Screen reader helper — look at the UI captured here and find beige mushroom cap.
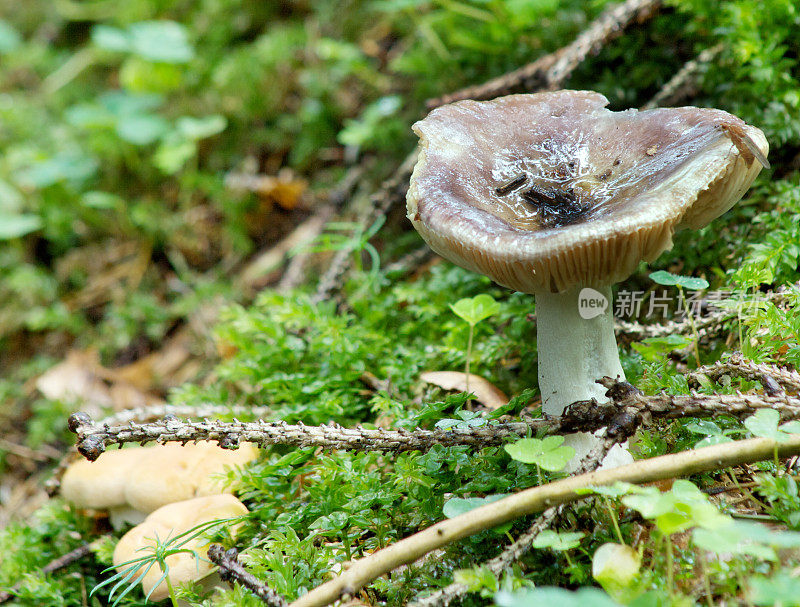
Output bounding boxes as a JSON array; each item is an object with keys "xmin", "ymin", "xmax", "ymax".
[
  {"xmin": 407, "ymin": 90, "xmax": 768, "ymax": 293},
  {"xmin": 61, "ymin": 441, "xmax": 259, "ymax": 516},
  {"xmin": 113, "ymin": 494, "xmax": 248, "ymax": 602}
]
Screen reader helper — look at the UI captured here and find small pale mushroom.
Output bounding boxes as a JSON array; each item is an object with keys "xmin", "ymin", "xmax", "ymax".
[
  {"xmin": 113, "ymin": 494, "xmax": 248, "ymax": 602},
  {"xmin": 407, "ymin": 90, "xmax": 768, "ymax": 465},
  {"xmin": 61, "ymin": 441, "xmax": 258, "ymax": 527}
]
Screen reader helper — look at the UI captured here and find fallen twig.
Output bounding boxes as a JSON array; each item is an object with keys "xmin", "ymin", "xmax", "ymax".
[
  {"xmin": 311, "ymin": 153, "xmax": 417, "ymax": 304},
  {"xmin": 427, "ymin": 0, "xmax": 662, "ymax": 109},
  {"xmin": 67, "ymin": 413, "xmax": 536, "ymax": 461},
  {"xmin": 289, "ymin": 434, "xmax": 800, "ymax": 607},
  {"xmin": 67, "ymin": 384, "xmax": 800, "ymax": 462},
  {"xmin": 688, "ymin": 352, "xmax": 800, "ymax": 395},
  {"xmin": 208, "ymin": 545, "xmax": 288, "ymax": 607},
  {"xmin": 0, "ymin": 538, "xmax": 105, "ymax": 604},
  {"xmin": 642, "ymin": 44, "xmax": 723, "ymax": 109}
]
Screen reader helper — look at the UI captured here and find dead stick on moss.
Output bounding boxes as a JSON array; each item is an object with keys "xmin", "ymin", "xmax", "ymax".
[
  {"xmin": 67, "ymin": 412, "xmax": 538, "ymax": 461},
  {"xmin": 208, "ymin": 545, "xmax": 288, "ymax": 607},
  {"xmin": 689, "ymin": 352, "xmax": 800, "ymax": 395},
  {"xmin": 290, "ymin": 435, "xmax": 800, "ymax": 607},
  {"xmin": 0, "ymin": 538, "xmax": 105, "ymax": 604},
  {"xmin": 427, "ymin": 0, "xmax": 662, "ymax": 109},
  {"xmin": 67, "ymin": 388, "xmax": 800, "ymax": 461}
]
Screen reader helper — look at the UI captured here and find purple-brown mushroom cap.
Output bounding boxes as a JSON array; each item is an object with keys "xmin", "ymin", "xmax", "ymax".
[{"xmin": 407, "ymin": 90, "xmax": 768, "ymax": 293}]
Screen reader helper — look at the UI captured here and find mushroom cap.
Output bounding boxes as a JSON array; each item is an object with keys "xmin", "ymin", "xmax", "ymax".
[
  {"xmin": 61, "ymin": 441, "xmax": 259, "ymax": 514},
  {"xmin": 112, "ymin": 494, "xmax": 248, "ymax": 601},
  {"xmin": 407, "ymin": 90, "xmax": 768, "ymax": 293}
]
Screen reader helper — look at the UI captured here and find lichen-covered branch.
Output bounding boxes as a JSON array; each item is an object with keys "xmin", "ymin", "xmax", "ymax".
[
  {"xmin": 427, "ymin": 0, "xmax": 662, "ymax": 108},
  {"xmin": 67, "ymin": 382, "xmax": 800, "ymax": 462},
  {"xmin": 67, "ymin": 412, "xmax": 538, "ymax": 461},
  {"xmin": 208, "ymin": 545, "xmax": 288, "ymax": 607},
  {"xmin": 688, "ymin": 352, "xmax": 800, "ymax": 395}
]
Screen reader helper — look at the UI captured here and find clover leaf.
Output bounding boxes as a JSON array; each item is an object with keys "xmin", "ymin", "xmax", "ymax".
[
  {"xmin": 504, "ymin": 436, "xmax": 575, "ymax": 472},
  {"xmin": 450, "ymin": 294, "xmax": 501, "ymax": 326}
]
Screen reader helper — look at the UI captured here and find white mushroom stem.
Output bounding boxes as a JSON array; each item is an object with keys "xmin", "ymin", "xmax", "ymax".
[
  {"xmin": 534, "ymin": 284, "xmax": 624, "ymax": 414},
  {"xmin": 534, "ymin": 284, "xmax": 631, "ymax": 468}
]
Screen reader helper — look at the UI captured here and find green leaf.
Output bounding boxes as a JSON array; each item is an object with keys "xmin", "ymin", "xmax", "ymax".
[
  {"xmin": 780, "ymin": 420, "xmax": 800, "ymax": 435},
  {"xmin": 649, "ymin": 270, "xmax": 709, "ymax": 290},
  {"xmin": 92, "ymin": 25, "xmax": 130, "ymax": 52},
  {"xmin": 442, "ymin": 494, "xmax": 508, "ymax": 518},
  {"xmin": 745, "ymin": 408, "xmax": 791, "ymax": 442},
  {"xmin": 115, "ymin": 114, "xmax": 170, "ymax": 145},
  {"xmin": 576, "ymin": 482, "xmax": 638, "ymax": 498},
  {"xmin": 128, "ymin": 21, "xmax": 194, "ymax": 64},
  {"xmin": 496, "ymin": 587, "xmax": 619, "ymax": 607},
  {"xmin": 748, "ymin": 571, "xmax": 800, "ymax": 606},
  {"xmin": 153, "ymin": 135, "xmax": 196, "ymax": 174},
  {"xmin": 0, "ymin": 19, "xmax": 21, "ymax": 53},
  {"xmin": 504, "ymin": 436, "xmax": 575, "ymax": 471},
  {"xmin": 176, "ymin": 115, "xmax": 227, "ymax": 140},
  {"xmin": 532, "ymin": 529, "xmax": 585, "ymax": 551},
  {"xmin": 0, "ymin": 213, "xmax": 42, "ymax": 239},
  {"xmin": 450, "ymin": 294, "xmax": 500, "ymax": 326},
  {"xmin": 686, "ymin": 420, "xmax": 722, "ymax": 436}
]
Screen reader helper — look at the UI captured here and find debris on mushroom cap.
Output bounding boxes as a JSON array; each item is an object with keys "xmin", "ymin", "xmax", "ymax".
[
  {"xmin": 407, "ymin": 90, "xmax": 768, "ymax": 293},
  {"xmin": 61, "ymin": 441, "xmax": 258, "ymax": 521},
  {"xmin": 112, "ymin": 494, "xmax": 248, "ymax": 602}
]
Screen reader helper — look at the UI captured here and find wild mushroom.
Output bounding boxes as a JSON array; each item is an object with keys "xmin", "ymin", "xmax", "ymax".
[
  {"xmin": 61, "ymin": 441, "xmax": 258, "ymax": 526},
  {"xmin": 113, "ymin": 494, "xmax": 248, "ymax": 602},
  {"xmin": 407, "ymin": 90, "xmax": 768, "ymax": 465}
]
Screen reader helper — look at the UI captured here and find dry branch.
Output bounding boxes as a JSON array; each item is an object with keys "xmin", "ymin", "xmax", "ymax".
[
  {"xmin": 688, "ymin": 352, "xmax": 800, "ymax": 395},
  {"xmin": 289, "ymin": 434, "xmax": 800, "ymax": 607},
  {"xmin": 642, "ymin": 44, "xmax": 723, "ymax": 109},
  {"xmin": 67, "ymin": 381, "xmax": 800, "ymax": 462},
  {"xmin": 67, "ymin": 412, "xmax": 536, "ymax": 461},
  {"xmin": 208, "ymin": 545, "xmax": 288, "ymax": 607},
  {"xmin": 427, "ymin": 0, "xmax": 662, "ymax": 109},
  {"xmin": 311, "ymin": 153, "xmax": 417, "ymax": 304}
]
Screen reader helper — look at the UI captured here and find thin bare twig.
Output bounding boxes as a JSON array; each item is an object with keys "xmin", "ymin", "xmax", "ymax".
[
  {"xmin": 311, "ymin": 153, "xmax": 417, "ymax": 304},
  {"xmin": 208, "ymin": 545, "xmax": 288, "ymax": 607},
  {"xmin": 688, "ymin": 352, "xmax": 800, "ymax": 395},
  {"xmin": 0, "ymin": 539, "xmax": 104, "ymax": 604},
  {"xmin": 67, "ymin": 383, "xmax": 800, "ymax": 462},
  {"xmin": 67, "ymin": 412, "xmax": 537, "ymax": 462},
  {"xmin": 642, "ymin": 44, "xmax": 724, "ymax": 109},
  {"xmin": 427, "ymin": 0, "xmax": 662, "ymax": 109},
  {"xmin": 290, "ymin": 434, "xmax": 800, "ymax": 607}
]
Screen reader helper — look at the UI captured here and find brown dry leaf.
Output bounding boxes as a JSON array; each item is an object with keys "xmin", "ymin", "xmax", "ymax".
[
  {"xmin": 36, "ymin": 350, "xmax": 163, "ymax": 415},
  {"xmin": 419, "ymin": 371, "xmax": 509, "ymax": 410},
  {"xmin": 226, "ymin": 168, "xmax": 307, "ymax": 211}
]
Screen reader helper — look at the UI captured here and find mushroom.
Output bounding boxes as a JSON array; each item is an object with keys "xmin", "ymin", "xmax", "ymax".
[
  {"xmin": 61, "ymin": 441, "xmax": 258, "ymax": 526},
  {"xmin": 406, "ymin": 90, "xmax": 768, "ymax": 465},
  {"xmin": 113, "ymin": 494, "xmax": 248, "ymax": 602}
]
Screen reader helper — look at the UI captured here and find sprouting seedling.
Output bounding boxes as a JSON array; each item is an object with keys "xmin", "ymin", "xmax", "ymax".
[
  {"xmin": 649, "ymin": 270, "xmax": 709, "ymax": 365},
  {"xmin": 299, "ymin": 215, "xmax": 386, "ymax": 286},
  {"xmin": 91, "ymin": 516, "xmax": 240, "ymax": 607},
  {"xmin": 450, "ymin": 294, "xmax": 500, "ymax": 400},
  {"xmin": 504, "ymin": 436, "xmax": 575, "ymax": 484},
  {"xmin": 533, "ymin": 529, "xmax": 586, "ymax": 577}
]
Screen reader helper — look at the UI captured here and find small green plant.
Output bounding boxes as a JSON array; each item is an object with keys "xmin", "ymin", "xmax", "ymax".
[
  {"xmin": 450, "ymin": 293, "xmax": 500, "ymax": 398},
  {"xmin": 504, "ymin": 436, "xmax": 575, "ymax": 484},
  {"xmin": 744, "ymin": 408, "xmax": 800, "ymax": 466},
  {"xmin": 649, "ymin": 270, "xmax": 709, "ymax": 365},
  {"xmin": 91, "ymin": 517, "xmax": 241, "ymax": 607}
]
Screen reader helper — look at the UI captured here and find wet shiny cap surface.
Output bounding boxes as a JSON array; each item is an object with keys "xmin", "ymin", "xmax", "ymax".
[{"xmin": 407, "ymin": 90, "xmax": 768, "ymax": 293}]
